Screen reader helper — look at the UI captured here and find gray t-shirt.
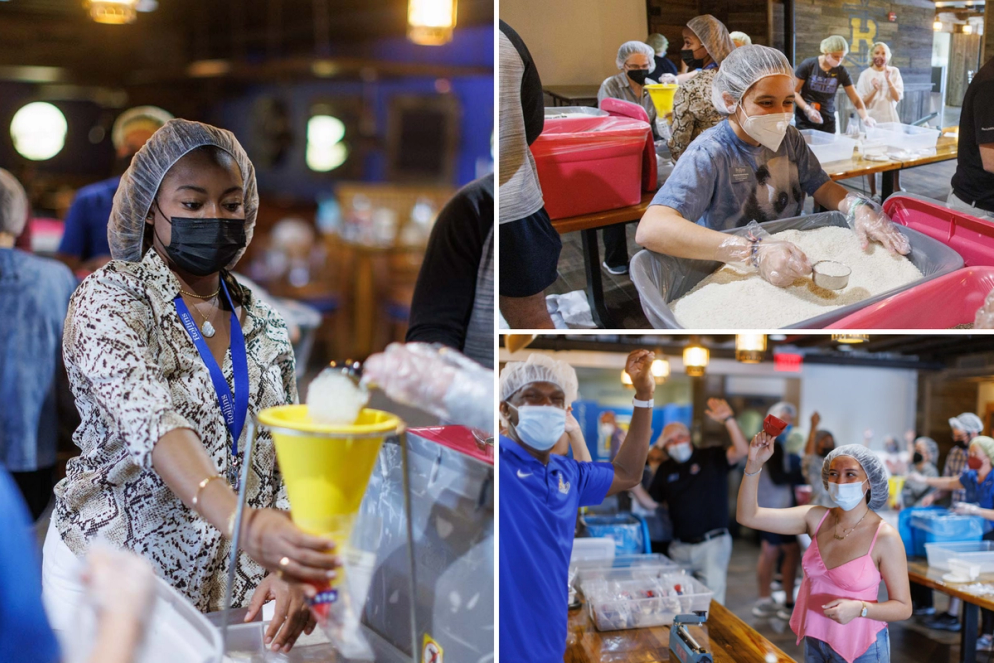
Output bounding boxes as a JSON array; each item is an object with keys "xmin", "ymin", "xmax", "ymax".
[
  {"xmin": 650, "ymin": 120, "xmax": 831, "ymax": 230},
  {"xmin": 597, "ymin": 72, "xmax": 659, "ymax": 127}
]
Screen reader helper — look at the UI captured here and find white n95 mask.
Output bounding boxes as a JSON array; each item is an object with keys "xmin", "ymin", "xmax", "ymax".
[
  {"xmin": 828, "ymin": 480, "xmax": 867, "ymax": 511},
  {"xmin": 510, "ymin": 404, "xmax": 566, "ymax": 452},
  {"xmin": 669, "ymin": 442, "xmax": 693, "ymax": 464},
  {"xmin": 739, "ymin": 109, "xmax": 792, "ymax": 152}
]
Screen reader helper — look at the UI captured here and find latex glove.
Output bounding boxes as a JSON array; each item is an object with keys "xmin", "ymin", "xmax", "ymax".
[
  {"xmin": 804, "ymin": 106, "xmax": 824, "ymax": 124},
  {"xmin": 974, "ymin": 288, "xmax": 994, "ymax": 329},
  {"xmin": 657, "ymin": 73, "xmax": 678, "ymax": 84},
  {"xmin": 81, "ymin": 542, "xmax": 156, "ymax": 623},
  {"xmin": 906, "ymin": 471, "xmax": 926, "ymax": 483},
  {"xmin": 954, "ymin": 502, "xmax": 982, "ymax": 516},
  {"xmin": 716, "ymin": 233, "xmax": 812, "ymax": 287},
  {"xmin": 839, "ymin": 193, "xmax": 911, "ymax": 255},
  {"xmin": 861, "ymin": 115, "xmax": 877, "ymax": 128}
]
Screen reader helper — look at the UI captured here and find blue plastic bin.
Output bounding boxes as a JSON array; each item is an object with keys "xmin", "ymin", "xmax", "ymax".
[
  {"xmin": 580, "ymin": 514, "xmax": 651, "ymax": 555},
  {"xmin": 899, "ymin": 506, "xmax": 943, "ymax": 557},
  {"xmin": 908, "ymin": 510, "xmax": 985, "ymax": 557}
]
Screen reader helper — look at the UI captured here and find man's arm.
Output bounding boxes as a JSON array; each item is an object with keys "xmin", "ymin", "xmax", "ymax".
[{"xmin": 606, "ymin": 350, "xmax": 655, "ymax": 496}]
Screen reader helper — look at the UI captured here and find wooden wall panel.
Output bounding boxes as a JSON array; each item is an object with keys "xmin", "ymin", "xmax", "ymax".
[{"xmin": 647, "ymin": 0, "xmax": 704, "ymax": 58}]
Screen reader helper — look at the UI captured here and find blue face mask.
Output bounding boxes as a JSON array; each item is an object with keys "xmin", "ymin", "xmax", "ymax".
[{"xmin": 509, "ymin": 404, "xmax": 566, "ymax": 452}]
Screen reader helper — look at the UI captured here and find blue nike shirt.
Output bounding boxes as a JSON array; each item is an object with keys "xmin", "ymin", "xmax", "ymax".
[{"xmin": 499, "ymin": 434, "xmax": 615, "ymax": 662}]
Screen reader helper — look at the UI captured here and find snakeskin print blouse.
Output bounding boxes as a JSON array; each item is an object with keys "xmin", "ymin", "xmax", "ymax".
[
  {"xmin": 54, "ymin": 248, "xmax": 295, "ymax": 612},
  {"xmin": 667, "ymin": 68, "xmax": 723, "ymax": 162}
]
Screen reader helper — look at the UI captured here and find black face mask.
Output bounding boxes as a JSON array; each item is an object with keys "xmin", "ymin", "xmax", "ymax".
[
  {"xmin": 819, "ymin": 445, "xmax": 835, "ymax": 457},
  {"xmin": 681, "ymin": 49, "xmax": 704, "ymax": 70},
  {"xmin": 626, "ymin": 69, "xmax": 650, "ymax": 85},
  {"xmin": 152, "ymin": 202, "xmax": 247, "ymax": 276},
  {"xmin": 913, "ymin": 452, "xmax": 924, "ymax": 464}
]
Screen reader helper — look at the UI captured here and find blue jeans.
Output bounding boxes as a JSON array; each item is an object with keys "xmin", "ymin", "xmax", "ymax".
[{"xmin": 804, "ymin": 628, "xmax": 890, "ymax": 663}]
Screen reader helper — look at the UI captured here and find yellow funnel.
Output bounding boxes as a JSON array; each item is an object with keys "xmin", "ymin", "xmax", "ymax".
[
  {"xmin": 259, "ymin": 405, "xmax": 401, "ymax": 544},
  {"xmin": 645, "ymin": 83, "xmax": 678, "ymax": 116}
]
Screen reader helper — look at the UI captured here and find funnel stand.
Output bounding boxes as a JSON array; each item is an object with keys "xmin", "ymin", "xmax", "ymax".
[{"xmin": 399, "ymin": 429, "xmax": 419, "ymax": 660}]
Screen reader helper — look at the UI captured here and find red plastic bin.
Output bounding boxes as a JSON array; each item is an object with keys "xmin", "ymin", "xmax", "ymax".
[
  {"xmin": 827, "ymin": 266, "xmax": 994, "ymax": 329},
  {"xmin": 530, "ymin": 115, "xmax": 650, "ymax": 220},
  {"xmin": 885, "ymin": 193, "xmax": 994, "ymax": 267}
]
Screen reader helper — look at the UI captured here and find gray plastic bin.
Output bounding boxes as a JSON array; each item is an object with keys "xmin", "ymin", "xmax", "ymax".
[{"xmin": 629, "ymin": 211, "xmax": 964, "ymax": 329}]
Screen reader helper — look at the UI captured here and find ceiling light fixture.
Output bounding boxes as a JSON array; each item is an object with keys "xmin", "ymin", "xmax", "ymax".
[
  {"xmin": 651, "ymin": 357, "xmax": 670, "ymax": 384},
  {"xmin": 831, "ymin": 334, "xmax": 869, "ymax": 344},
  {"xmin": 735, "ymin": 334, "xmax": 767, "ymax": 363},
  {"xmin": 408, "ymin": 0, "xmax": 457, "ymax": 46},
  {"xmin": 87, "ymin": 0, "xmax": 139, "ymax": 25},
  {"xmin": 683, "ymin": 340, "xmax": 709, "ymax": 377}
]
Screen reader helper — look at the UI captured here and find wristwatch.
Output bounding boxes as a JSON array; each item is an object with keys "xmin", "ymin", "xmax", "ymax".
[
  {"xmin": 860, "ymin": 601, "xmax": 868, "ymax": 618},
  {"xmin": 632, "ymin": 396, "xmax": 654, "ymax": 409}
]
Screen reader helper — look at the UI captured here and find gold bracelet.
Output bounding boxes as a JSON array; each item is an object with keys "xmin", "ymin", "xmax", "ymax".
[{"xmin": 192, "ymin": 474, "xmax": 224, "ymax": 508}]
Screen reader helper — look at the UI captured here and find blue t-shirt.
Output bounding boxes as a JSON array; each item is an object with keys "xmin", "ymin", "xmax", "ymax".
[
  {"xmin": 58, "ymin": 176, "xmax": 119, "ymax": 261},
  {"xmin": 0, "ymin": 466, "xmax": 60, "ymax": 663},
  {"xmin": 651, "ymin": 120, "xmax": 831, "ymax": 230},
  {"xmin": 499, "ymin": 434, "xmax": 615, "ymax": 662},
  {"xmin": 959, "ymin": 469, "xmax": 994, "ymax": 509}
]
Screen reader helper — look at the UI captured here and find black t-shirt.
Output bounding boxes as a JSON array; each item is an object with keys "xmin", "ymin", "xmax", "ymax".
[
  {"xmin": 405, "ymin": 175, "xmax": 493, "ymax": 365},
  {"xmin": 951, "ymin": 56, "xmax": 994, "ymax": 212},
  {"xmin": 794, "ymin": 57, "xmax": 852, "ymax": 118},
  {"xmin": 653, "ymin": 55, "xmax": 678, "ymax": 78},
  {"xmin": 499, "ymin": 20, "xmax": 544, "ymax": 146},
  {"xmin": 648, "ymin": 446, "xmax": 732, "ymax": 540}
]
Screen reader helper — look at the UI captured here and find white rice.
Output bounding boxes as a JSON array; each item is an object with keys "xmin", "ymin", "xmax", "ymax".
[
  {"xmin": 671, "ymin": 226, "xmax": 923, "ymax": 329},
  {"xmin": 306, "ymin": 371, "xmax": 369, "ymax": 425}
]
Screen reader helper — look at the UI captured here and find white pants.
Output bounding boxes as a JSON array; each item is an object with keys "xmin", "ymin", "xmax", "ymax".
[
  {"xmin": 41, "ymin": 520, "xmax": 87, "ymax": 636},
  {"xmin": 948, "ymin": 191, "xmax": 994, "ymax": 222},
  {"xmin": 667, "ymin": 532, "xmax": 733, "ymax": 605}
]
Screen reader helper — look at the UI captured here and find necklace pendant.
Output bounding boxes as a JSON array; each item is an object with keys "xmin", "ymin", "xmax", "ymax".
[{"xmin": 202, "ymin": 320, "xmax": 216, "ymax": 338}]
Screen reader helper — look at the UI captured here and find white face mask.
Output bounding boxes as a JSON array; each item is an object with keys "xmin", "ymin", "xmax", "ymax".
[
  {"xmin": 600, "ymin": 423, "xmax": 615, "ymax": 438},
  {"xmin": 509, "ymin": 404, "xmax": 566, "ymax": 452},
  {"xmin": 738, "ymin": 107, "xmax": 792, "ymax": 152},
  {"xmin": 668, "ymin": 442, "xmax": 693, "ymax": 464},
  {"xmin": 828, "ymin": 480, "xmax": 867, "ymax": 511}
]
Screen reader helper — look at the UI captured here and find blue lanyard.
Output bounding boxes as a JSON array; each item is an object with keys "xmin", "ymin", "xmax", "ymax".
[{"xmin": 174, "ymin": 280, "xmax": 249, "ymax": 465}]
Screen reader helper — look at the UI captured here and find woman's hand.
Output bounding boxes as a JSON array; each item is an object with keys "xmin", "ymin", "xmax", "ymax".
[
  {"xmin": 804, "ymin": 106, "xmax": 824, "ymax": 124},
  {"xmin": 919, "ymin": 493, "xmax": 936, "ymax": 507},
  {"xmin": 565, "ymin": 407, "xmax": 581, "ymax": 435},
  {"xmin": 747, "ymin": 431, "xmax": 776, "ymax": 472},
  {"xmin": 82, "ymin": 544, "xmax": 156, "ymax": 621},
  {"xmin": 810, "ymin": 411, "xmax": 821, "ymax": 430},
  {"xmin": 705, "ymin": 398, "xmax": 734, "ymax": 424},
  {"xmin": 625, "ymin": 349, "xmax": 656, "ymax": 400},
  {"xmin": 954, "ymin": 502, "xmax": 982, "ymax": 516},
  {"xmin": 246, "ymin": 575, "xmax": 317, "ymax": 653},
  {"xmin": 872, "ymin": 78, "xmax": 882, "ymax": 90},
  {"xmin": 241, "ymin": 508, "xmax": 340, "ymax": 583},
  {"xmin": 822, "ymin": 599, "xmax": 864, "ymax": 625},
  {"xmin": 907, "ymin": 471, "xmax": 925, "ymax": 483}
]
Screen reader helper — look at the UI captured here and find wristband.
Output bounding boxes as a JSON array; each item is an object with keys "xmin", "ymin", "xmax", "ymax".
[
  {"xmin": 633, "ymin": 397, "xmax": 654, "ymax": 409},
  {"xmin": 744, "ymin": 467, "xmax": 762, "ymax": 477}
]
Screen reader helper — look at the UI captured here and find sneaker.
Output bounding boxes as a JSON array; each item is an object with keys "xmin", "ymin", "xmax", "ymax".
[
  {"xmin": 770, "ymin": 580, "xmax": 783, "ymax": 592},
  {"xmin": 752, "ymin": 597, "xmax": 779, "ymax": 617},
  {"xmin": 775, "ymin": 606, "xmax": 794, "ymax": 621},
  {"xmin": 913, "ymin": 606, "xmax": 936, "ymax": 617},
  {"xmin": 979, "ymin": 635, "xmax": 994, "ymax": 652},
  {"xmin": 602, "ymin": 261, "xmax": 629, "ymax": 276},
  {"xmin": 923, "ymin": 612, "xmax": 961, "ymax": 632}
]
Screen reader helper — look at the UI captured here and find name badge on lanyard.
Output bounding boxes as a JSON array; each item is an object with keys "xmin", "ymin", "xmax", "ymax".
[{"xmin": 174, "ymin": 280, "xmax": 249, "ymax": 490}]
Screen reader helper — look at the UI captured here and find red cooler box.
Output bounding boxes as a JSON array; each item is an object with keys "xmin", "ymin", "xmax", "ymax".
[
  {"xmin": 827, "ymin": 266, "xmax": 994, "ymax": 329},
  {"xmin": 531, "ymin": 115, "xmax": 650, "ymax": 220}
]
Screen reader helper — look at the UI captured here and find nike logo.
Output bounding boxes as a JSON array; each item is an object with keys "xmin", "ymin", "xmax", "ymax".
[{"xmin": 517, "ymin": 470, "xmax": 532, "ymax": 479}]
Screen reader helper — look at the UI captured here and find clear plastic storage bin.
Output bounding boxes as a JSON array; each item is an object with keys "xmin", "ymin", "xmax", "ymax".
[
  {"xmin": 574, "ymin": 554, "xmax": 683, "ymax": 589},
  {"xmin": 583, "ymin": 570, "xmax": 713, "ymax": 631},
  {"xmin": 800, "ymin": 130, "xmax": 856, "ymax": 164},
  {"xmin": 926, "ymin": 541, "xmax": 994, "ymax": 572},
  {"xmin": 864, "ymin": 122, "xmax": 940, "ymax": 152}
]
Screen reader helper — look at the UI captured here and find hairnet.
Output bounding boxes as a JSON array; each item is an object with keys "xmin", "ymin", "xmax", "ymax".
[
  {"xmin": 915, "ymin": 436, "xmax": 939, "ymax": 464},
  {"xmin": 659, "ymin": 422, "xmax": 690, "ymax": 445},
  {"xmin": 646, "ymin": 34, "xmax": 668, "ymax": 54},
  {"xmin": 871, "ymin": 41, "xmax": 892, "ymax": 63},
  {"xmin": 112, "ymin": 106, "xmax": 174, "ymax": 151},
  {"xmin": 0, "ymin": 168, "xmax": 28, "ymax": 237},
  {"xmin": 950, "ymin": 412, "xmax": 984, "ymax": 434},
  {"xmin": 499, "ymin": 353, "xmax": 567, "ymax": 402},
  {"xmin": 821, "ymin": 444, "xmax": 888, "ymax": 511},
  {"xmin": 686, "ymin": 15, "xmax": 735, "ymax": 65},
  {"xmin": 108, "ymin": 118, "xmax": 258, "ymax": 267},
  {"xmin": 729, "ymin": 31, "xmax": 752, "ymax": 46},
  {"xmin": 767, "ymin": 400, "xmax": 797, "ymax": 420},
  {"xmin": 971, "ymin": 436, "xmax": 994, "ymax": 464},
  {"xmin": 616, "ymin": 41, "xmax": 656, "ymax": 73},
  {"xmin": 820, "ymin": 35, "xmax": 849, "ymax": 55},
  {"xmin": 711, "ymin": 44, "xmax": 794, "ymax": 115}
]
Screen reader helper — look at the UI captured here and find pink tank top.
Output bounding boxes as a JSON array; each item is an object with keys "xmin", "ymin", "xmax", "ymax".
[{"xmin": 789, "ymin": 510, "xmax": 887, "ymax": 663}]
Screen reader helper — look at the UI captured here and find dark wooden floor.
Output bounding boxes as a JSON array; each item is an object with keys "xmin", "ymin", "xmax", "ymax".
[{"xmin": 547, "ymin": 158, "xmax": 961, "ymax": 329}]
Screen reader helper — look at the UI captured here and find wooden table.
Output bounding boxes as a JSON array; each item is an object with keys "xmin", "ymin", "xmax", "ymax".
[
  {"xmin": 565, "ymin": 600, "xmax": 794, "ymax": 662},
  {"xmin": 908, "ymin": 558, "xmax": 994, "ymax": 663},
  {"xmin": 548, "ymin": 131, "xmax": 959, "ymax": 329},
  {"xmin": 544, "ymin": 85, "xmax": 601, "ymax": 108}
]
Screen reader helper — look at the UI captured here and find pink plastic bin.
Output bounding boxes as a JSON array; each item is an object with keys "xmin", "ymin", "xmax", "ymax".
[
  {"xmin": 531, "ymin": 115, "xmax": 650, "ymax": 220},
  {"xmin": 885, "ymin": 194, "xmax": 994, "ymax": 267},
  {"xmin": 598, "ymin": 98, "xmax": 657, "ymax": 193},
  {"xmin": 827, "ymin": 266, "xmax": 994, "ymax": 329}
]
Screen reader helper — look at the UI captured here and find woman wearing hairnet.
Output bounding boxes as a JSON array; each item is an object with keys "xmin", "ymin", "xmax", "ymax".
[
  {"xmin": 646, "ymin": 33, "xmax": 679, "ymax": 79},
  {"xmin": 911, "ymin": 436, "xmax": 994, "ymax": 650},
  {"xmin": 795, "ymin": 35, "xmax": 875, "ymax": 135},
  {"xmin": 637, "ymin": 45, "xmax": 910, "ymax": 289},
  {"xmin": 667, "ymin": 15, "xmax": 735, "ymax": 162},
  {"xmin": 901, "ymin": 437, "xmax": 938, "ymax": 507},
  {"xmin": 739, "ymin": 438, "xmax": 912, "ymax": 662},
  {"xmin": 44, "ymin": 119, "xmax": 337, "ymax": 654}
]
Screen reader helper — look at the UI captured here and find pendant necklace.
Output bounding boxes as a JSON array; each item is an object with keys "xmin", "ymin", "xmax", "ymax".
[
  {"xmin": 179, "ymin": 285, "xmax": 221, "ymax": 338},
  {"xmin": 834, "ymin": 508, "xmax": 869, "ymax": 540}
]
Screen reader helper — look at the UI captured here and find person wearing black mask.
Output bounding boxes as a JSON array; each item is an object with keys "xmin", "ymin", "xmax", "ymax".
[
  {"xmin": 44, "ymin": 120, "xmax": 338, "ymax": 654},
  {"xmin": 801, "ymin": 412, "xmax": 836, "ymax": 509}
]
